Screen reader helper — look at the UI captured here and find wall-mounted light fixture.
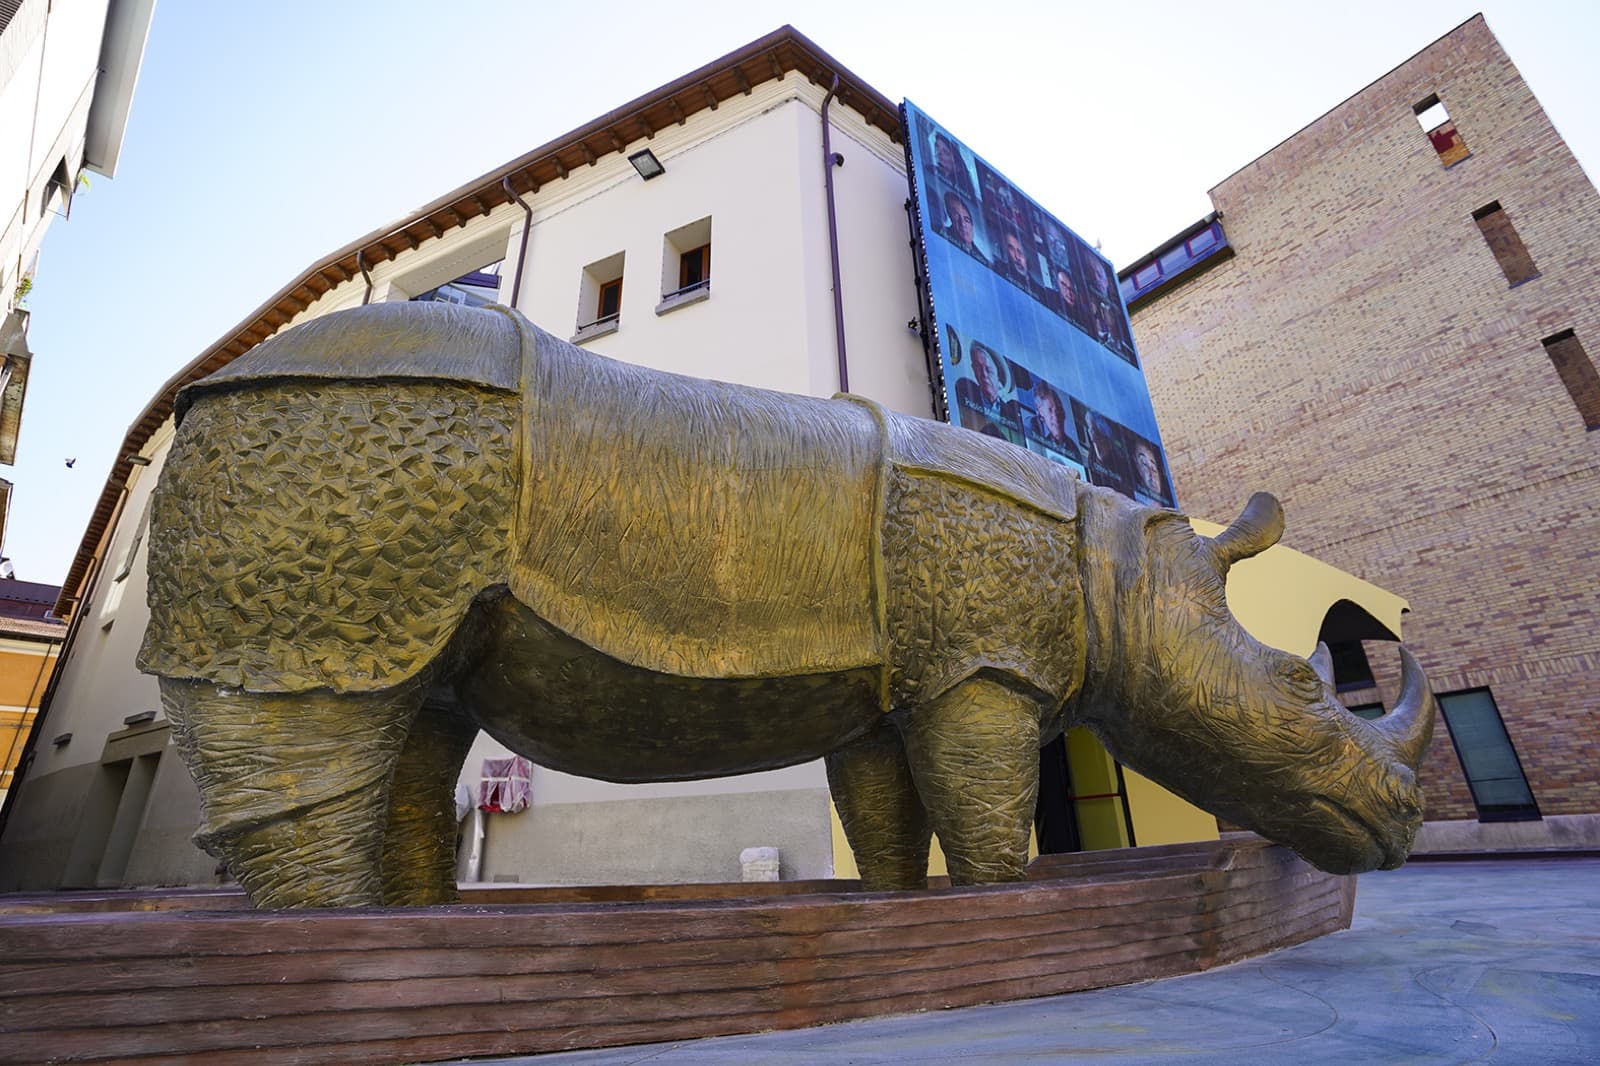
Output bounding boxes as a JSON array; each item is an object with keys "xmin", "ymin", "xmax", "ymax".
[
  {"xmin": 628, "ymin": 149, "xmax": 665, "ymax": 181},
  {"xmin": 124, "ymin": 455, "xmax": 151, "ymax": 466}
]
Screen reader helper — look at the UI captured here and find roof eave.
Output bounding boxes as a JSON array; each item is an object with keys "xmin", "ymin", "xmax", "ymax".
[
  {"xmin": 54, "ymin": 25, "xmax": 902, "ymax": 616},
  {"xmin": 1116, "ymin": 212, "xmax": 1222, "ymax": 280},
  {"xmin": 0, "ymin": 348, "xmax": 29, "ymax": 465},
  {"xmin": 82, "ymin": 0, "xmax": 157, "ymax": 178}
]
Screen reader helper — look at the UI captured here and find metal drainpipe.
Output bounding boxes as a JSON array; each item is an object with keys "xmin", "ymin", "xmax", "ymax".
[
  {"xmin": 358, "ymin": 250, "xmax": 374, "ymax": 305},
  {"xmin": 821, "ymin": 76, "xmax": 849, "ymax": 393},
  {"xmin": 502, "ymin": 177, "xmax": 534, "ymax": 309},
  {"xmin": 0, "ymin": 479, "xmax": 133, "ymax": 840}
]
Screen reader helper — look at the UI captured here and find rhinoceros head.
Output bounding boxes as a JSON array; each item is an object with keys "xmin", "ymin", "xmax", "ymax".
[{"xmin": 1076, "ymin": 490, "xmax": 1436, "ymax": 874}]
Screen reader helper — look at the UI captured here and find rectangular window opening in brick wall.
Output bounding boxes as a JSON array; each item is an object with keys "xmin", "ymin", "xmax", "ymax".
[
  {"xmin": 1414, "ymin": 94, "xmax": 1470, "ymax": 166},
  {"xmin": 1327, "ymin": 639, "xmax": 1375, "ymax": 693},
  {"xmin": 1541, "ymin": 329, "xmax": 1600, "ymax": 430},
  {"xmin": 1437, "ymin": 688, "xmax": 1540, "ymax": 822},
  {"xmin": 1472, "ymin": 202, "xmax": 1539, "ymax": 286}
]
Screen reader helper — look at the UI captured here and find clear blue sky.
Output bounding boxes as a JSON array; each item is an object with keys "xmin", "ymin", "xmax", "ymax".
[{"xmin": 13, "ymin": 0, "xmax": 1599, "ymax": 585}]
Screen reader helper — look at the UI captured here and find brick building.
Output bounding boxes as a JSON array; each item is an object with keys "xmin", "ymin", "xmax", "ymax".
[{"xmin": 1121, "ymin": 15, "xmax": 1600, "ymax": 849}]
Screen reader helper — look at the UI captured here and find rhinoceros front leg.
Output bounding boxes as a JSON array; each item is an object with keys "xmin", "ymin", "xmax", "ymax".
[
  {"xmin": 380, "ymin": 692, "xmax": 478, "ymax": 906},
  {"xmin": 159, "ymin": 676, "xmax": 425, "ymax": 908},
  {"xmin": 826, "ymin": 719, "xmax": 932, "ymax": 892},
  {"xmin": 898, "ymin": 675, "xmax": 1041, "ymax": 886}
]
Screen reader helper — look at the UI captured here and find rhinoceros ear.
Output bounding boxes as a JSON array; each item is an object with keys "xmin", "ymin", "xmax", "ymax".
[
  {"xmin": 1308, "ymin": 642, "xmax": 1336, "ymax": 690},
  {"xmin": 1212, "ymin": 492, "xmax": 1285, "ymax": 571}
]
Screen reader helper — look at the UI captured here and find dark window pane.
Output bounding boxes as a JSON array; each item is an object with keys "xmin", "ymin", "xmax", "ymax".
[
  {"xmin": 598, "ymin": 278, "xmax": 622, "ymax": 319},
  {"xmin": 1438, "ymin": 689, "xmax": 1539, "ymax": 821},
  {"xmin": 1472, "ymin": 777, "xmax": 1537, "ymax": 808},
  {"xmin": 1186, "ymin": 227, "xmax": 1218, "ymax": 254},
  {"xmin": 1542, "ymin": 330, "xmax": 1600, "ymax": 430},
  {"xmin": 1327, "ymin": 639, "xmax": 1375, "ymax": 692},
  {"xmin": 680, "ymin": 244, "xmax": 710, "ymax": 289},
  {"xmin": 1472, "ymin": 202, "xmax": 1538, "ymax": 285}
]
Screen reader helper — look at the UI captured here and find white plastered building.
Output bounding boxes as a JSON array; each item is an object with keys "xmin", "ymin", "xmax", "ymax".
[
  {"xmin": 0, "ymin": 26, "xmax": 949, "ymax": 889},
  {"xmin": 0, "ymin": 0, "xmax": 155, "ymax": 489}
]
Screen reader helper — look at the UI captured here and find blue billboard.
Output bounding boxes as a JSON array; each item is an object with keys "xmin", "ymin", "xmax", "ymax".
[{"xmin": 903, "ymin": 100, "xmax": 1175, "ymax": 508}]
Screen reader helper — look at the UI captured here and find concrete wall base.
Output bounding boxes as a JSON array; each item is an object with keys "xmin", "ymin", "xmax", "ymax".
[
  {"xmin": 1412, "ymin": 813, "xmax": 1600, "ymax": 855},
  {"xmin": 477, "ymin": 787, "xmax": 835, "ymax": 885}
]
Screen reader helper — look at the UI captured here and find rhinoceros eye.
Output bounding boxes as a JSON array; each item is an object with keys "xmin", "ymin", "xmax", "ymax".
[{"xmin": 1279, "ymin": 659, "xmax": 1326, "ymax": 705}]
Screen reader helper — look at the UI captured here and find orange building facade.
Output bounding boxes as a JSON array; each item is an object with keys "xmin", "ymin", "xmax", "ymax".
[{"xmin": 0, "ymin": 581, "xmax": 66, "ymax": 802}]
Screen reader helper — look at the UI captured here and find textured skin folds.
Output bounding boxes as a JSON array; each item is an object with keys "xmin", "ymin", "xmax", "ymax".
[
  {"xmin": 139, "ymin": 382, "xmax": 517, "ymax": 693},
  {"xmin": 824, "ymin": 721, "xmax": 933, "ymax": 891},
  {"xmin": 160, "ymin": 675, "xmax": 429, "ymax": 908}
]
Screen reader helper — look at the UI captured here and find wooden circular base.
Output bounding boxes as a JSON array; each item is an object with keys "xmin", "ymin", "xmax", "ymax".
[{"xmin": 0, "ymin": 836, "xmax": 1353, "ymax": 1065}]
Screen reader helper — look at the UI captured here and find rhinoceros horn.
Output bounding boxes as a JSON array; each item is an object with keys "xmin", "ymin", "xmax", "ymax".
[
  {"xmin": 1212, "ymin": 491, "xmax": 1286, "ymax": 570},
  {"xmin": 1308, "ymin": 637, "xmax": 1433, "ymax": 772},
  {"xmin": 1366, "ymin": 646, "xmax": 1437, "ymax": 770},
  {"xmin": 1214, "ymin": 496, "xmax": 1436, "ymax": 774}
]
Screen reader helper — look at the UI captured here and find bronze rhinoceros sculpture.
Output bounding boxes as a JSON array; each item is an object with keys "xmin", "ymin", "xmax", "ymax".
[{"xmin": 138, "ymin": 301, "xmax": 1435, "ymax": 909}]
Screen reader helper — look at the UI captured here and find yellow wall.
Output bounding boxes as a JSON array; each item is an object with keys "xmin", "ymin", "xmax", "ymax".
[
  {"xmin": 0, "ymin": 646, "xmax": 56, "ymax": 707},
  {"xmin": 1195, "ymin": 517, "xmax": 1409, "ymax": 658},
  {"xmin": 828, "ymin": 517, "xmax": 1409, "ymax": 876},
  {"xmin": 1123, "ymin": 769, "xmax": 1223, "ymax": 846},
  {"xmin": 0, "ymin": 641, "xmax": 62, "ymax": 796},
  {"xmin": 828, "ymin": 803, "xmax": 1038, "ymax": 880},
  {"xmin": 1065, "ymin": 728, "xmax": 1135, "ymax": 850}
]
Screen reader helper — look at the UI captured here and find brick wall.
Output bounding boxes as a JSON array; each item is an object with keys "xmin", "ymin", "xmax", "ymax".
[{"xmin": 1131, "ymin": 15, "xmax": 1600, "ymax": 821}]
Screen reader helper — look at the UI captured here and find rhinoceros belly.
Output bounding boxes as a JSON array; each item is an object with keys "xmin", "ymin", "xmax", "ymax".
[{"xmin": 458, "ymin": 595, "xmax": 884, "ymax": 782}]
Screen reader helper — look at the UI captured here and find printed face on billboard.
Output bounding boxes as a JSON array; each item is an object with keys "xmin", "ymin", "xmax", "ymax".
[{"xmin": 904, "ymin": 100, "xmax": 1175, "ymax": 508}]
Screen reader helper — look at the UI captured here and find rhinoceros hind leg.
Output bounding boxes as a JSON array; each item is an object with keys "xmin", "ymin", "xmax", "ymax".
[
  {"xmin": 380, "ymin": 692, "xmax": 478, "ymax": 906},
  {"xmin": 898, "ymin": 675, "xmax": 1041, "ymax": 886},
  {"xmin": 159, "ymin": 676, "xmax": 425, "ymax": 908},
  {"xmin": 826, "ymin": 719, "xmax": 932, "ymax": 892}
]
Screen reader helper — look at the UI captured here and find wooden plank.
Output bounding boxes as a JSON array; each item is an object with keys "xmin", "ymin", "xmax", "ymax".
[
  {"xmin": 0, "ymin": 897, "xmax": 1232, "ymax": 1032},
  {"xmin": 94, "ymin": 945, "xmax": 1207, "ymax": 1066},
  {"xmin": 0, "ymin": 879, "xmax": 864, "ymax": 916},
  {"xmin": 0, "ymin": 886, "xmax": 1211, "ymax": 1000},
  {"xmin": 0, "ymin": 870, "xmax": 1217, "ymax": 962},
  {"xmin": 1205, "ymin": 883, "xmax": 1350, "ymax": 964},
  {"xmin": 0, "ymin": 865, "xmax": 1290, "ymax": 997},
  {"xmin": 0, "ymin": 888, "xmax": 249, "ymax": 915},
  {"xmin": 464, "ymin": 878, "xmax": 860, "ymax": 904},
  {"xmin": 0, "ymin": 886, "xmax": 1217, "ymax": 1004},
  {"xmin": 2, "ymin": 930, "xmax": 1222, "ymax": 1063},
  {"xmin": 0, "ymin": 841, "xmax": 1357, "ymax": 1065},
  {"xmin": 0, "ymin": 838, "xmax": 1262, "ymax": 917}
]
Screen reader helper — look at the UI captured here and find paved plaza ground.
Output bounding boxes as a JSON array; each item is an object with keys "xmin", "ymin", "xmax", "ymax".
[{"xmin": 459, "ymin": 857, "xmax": 1600, "ymax": 1064}]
